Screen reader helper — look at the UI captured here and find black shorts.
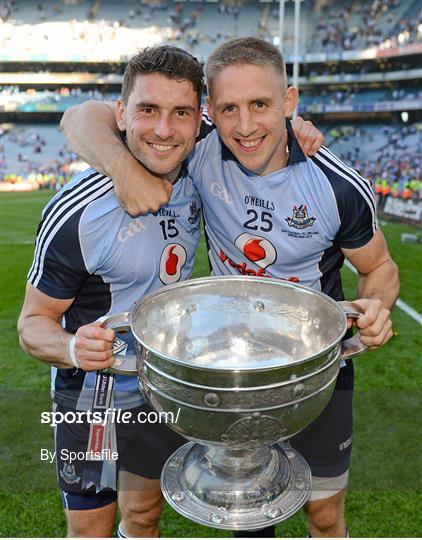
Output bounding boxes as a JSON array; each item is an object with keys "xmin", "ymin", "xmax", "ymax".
[
  {"xmin": 289, "ymin": 359, "xmax": 354, "ymax": 477},
  {"xmin": 55, "ymin": 402, "xmax": 185, "ymax": 510}
]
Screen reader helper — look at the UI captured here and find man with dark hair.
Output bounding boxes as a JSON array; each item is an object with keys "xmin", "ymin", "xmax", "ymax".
[
  {"xmin": 18, "ymin": 46, "xmax": 205, "ymax": 538},
  {"xmin": 120, "ymin": 45, "xmax": 204, "ymax": 108},
  {"xmin": 61, "ymin": 37, "xmax": 398, "ymax": 538}
]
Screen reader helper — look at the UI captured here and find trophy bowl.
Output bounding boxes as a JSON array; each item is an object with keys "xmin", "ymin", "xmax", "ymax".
[{"xmin": 104, "ymin": 276, "xmax": 365, "ymax": 530}]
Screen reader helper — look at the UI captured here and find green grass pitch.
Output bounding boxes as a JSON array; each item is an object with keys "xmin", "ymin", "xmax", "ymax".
[{"xmin": 0, "ymin": 191, "xmax": 421, "ymax": 537}]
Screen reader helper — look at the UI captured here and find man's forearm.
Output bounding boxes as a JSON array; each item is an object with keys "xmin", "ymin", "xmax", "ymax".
[
  {"xmin": 18, "ymin": 315, "xmax": 73, "ymax": 369},
  {"xmin": 357, "ymin": 259, "xmax": 399, "ymax": 310},
  {"xmin": 60, "ymin": 100, "xmax": 134, "ymax": 178}
]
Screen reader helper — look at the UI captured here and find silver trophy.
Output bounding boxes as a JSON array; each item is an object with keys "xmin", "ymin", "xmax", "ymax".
[{"xmin": 106, "ymin": 276, "xmax": 365, "ymax": 531}]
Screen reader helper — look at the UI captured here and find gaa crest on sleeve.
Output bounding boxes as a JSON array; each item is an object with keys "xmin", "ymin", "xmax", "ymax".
[{"xmin": 159, "ymin": 244, "xmax": 187, "ymax": 284}]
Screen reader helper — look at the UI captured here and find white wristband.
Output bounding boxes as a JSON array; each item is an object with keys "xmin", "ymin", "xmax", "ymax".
[{"xmin": 69, "ymin": 336, "xmax": 80, "ymax": 369}]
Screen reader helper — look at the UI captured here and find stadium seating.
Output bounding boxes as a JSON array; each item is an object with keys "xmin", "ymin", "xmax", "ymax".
[
  {"xmin": 1, "ymin": 123, "xmax": 83, "ymax": 182},
  {"xmin": 2, "ymin": 0, "xmax": 421, "ymax": 61},
  {"xmin": 1, "ymin": 0, "xmax": 420, "ymax": 194}
]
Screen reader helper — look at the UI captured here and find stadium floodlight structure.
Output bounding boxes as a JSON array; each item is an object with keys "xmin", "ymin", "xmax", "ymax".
[
  {"xmin": 278, "ymin": 0, "xmax": 285, "ymax": 54},
  {"xmin": 278, "ymin": 0, "xmax": 303, "ymax": 119}
]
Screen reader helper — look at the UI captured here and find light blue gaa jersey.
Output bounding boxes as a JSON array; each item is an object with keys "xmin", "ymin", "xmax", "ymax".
[
  {"xmin": 28, "ymin": 167, "xmax": 201, "ymax": 410},
  {"xmin": 187, "ymin": 123, "xmax": 377, "ymax": 301}
]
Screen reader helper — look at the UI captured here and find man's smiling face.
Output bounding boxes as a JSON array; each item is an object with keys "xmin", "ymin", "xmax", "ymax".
[
  {"xmin": 117, "ymin": 73, "xmax": 201, "ymax": 179},
  {"xmin": 206, "ymin": 63, "xmax": 298, "ymax": 176}
]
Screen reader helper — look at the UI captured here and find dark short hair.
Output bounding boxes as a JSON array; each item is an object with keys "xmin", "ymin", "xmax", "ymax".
[
  {"xmin": 121, "ymin": 46, "xmax": 204, "ymax": 107},
  {"xmin": 205, "ymin": 37, "xmax": 286, "ymax": 96}
]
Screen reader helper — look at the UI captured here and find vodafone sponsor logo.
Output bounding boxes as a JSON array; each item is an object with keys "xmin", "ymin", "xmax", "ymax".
[
  {"xmin": 219, "ymin": 234, "xmax": 299, "ymax": 282},
  {"xmin": 159, "ymin": 244, "xmax": 187, "ymax": 285},
  {"xmin": 235, "ymin": 233, "xmax": 276, "ymax": 269},
  {"xmin": 210, "ymin": 182, "xmax": 233, "ymax": 205},
  {"xmin": 219, "ymin": 248, "xmax": 299, "ymax": 282},
  {"xmin": 118, "ymin": 219, "xmax": 146, "ymax": 242}
]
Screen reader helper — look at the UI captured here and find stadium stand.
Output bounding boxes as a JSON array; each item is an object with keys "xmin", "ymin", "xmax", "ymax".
[
  {"xmin": 325, "ymin": 123, "xmax": 421, "ymax": 193},
  {"xmin": 305, "ymin": 0, "xmax": 416, "ymax": 52},
  {"xmin": 1, "ymin": 0, "xmax": 421, "ymax": 61},
  {"xmin": 1, "ymin": 0, "xmax": 421, "ymax": 208},
  {"xmin": 1, "ymin": 123, "xmax": 85, "ymax": 186},
  {"xmin": 0, "ymin": 86, "xmax": 120, "ymax": 112},
  {"xmin": 2, "ymin": 85, "xmax": 421, "ymax": 115}
]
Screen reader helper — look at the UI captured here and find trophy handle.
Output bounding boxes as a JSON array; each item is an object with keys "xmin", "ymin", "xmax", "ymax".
[
  {"xmin": 99, "ymin": 312, "xmax": 138, "ymax": 376},
  {"xmin": 337, "ymin": 301, "xmax": 367, "ymax": 360}
]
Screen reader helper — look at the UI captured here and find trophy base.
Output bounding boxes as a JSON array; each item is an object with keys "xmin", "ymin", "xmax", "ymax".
[{"xmin": 161, "ymin": 441, "xmax": 311, "ymax": 531}]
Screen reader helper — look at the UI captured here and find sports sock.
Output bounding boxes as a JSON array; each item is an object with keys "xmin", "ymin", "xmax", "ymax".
[{"xmin": 117, "ymin": 522, "xmax": 128, "ymax": 538}]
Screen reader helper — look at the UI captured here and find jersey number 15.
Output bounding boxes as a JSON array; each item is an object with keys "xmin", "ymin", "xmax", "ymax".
[{"xmin": 159, "ymin": 219, "xmax": 179, "ymax": 240}]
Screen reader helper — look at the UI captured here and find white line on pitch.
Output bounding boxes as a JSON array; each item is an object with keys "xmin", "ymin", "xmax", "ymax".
[
  {"xmin": 1, "ymin": 240, "xmax": 34, "ymax": 244},
  {"xmin": 343, "ymin": 259, "xmax": 422, "ymax": 325}
]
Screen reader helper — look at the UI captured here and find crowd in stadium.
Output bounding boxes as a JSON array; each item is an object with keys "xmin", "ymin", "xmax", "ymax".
[
  {"xmin": 1, "ymin": 86, "xmax": 113, "ymax": 102},
  {"xmin": 328, "ymin": 123, "xmax": 421, "ymax": 203},
  {"xmin": 307, "ymin": 0, "xmax": 420, "ymax": 51},
  {"xmin": 1, "ymin": 124, "xmax": 81, "ymax": 188},
  {"xmin": 1, "ymin": 0, "xmax": 421, "ymax": 204},
  {"xmin": 300, "ymin": 86, "xmax": 421, "ymax": 108},
  {"xmin": 2, "ymin": 120, "xmax": 421, "ymax": 201},
  {"xmin": 0, "ymin": 86, "xmax": 118, "ymax": 110},
  {"xmin": 2, "ymin": 84, "xmax": 421, "ymax": 112},
  {"xmin": 1, "ymin": 0, "xmax": 421, "ymax": 61}
]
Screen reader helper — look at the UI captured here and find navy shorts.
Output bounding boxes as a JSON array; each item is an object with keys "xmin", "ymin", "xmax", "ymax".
[
  {"xmin": 55, "ymin": 402, "xmax": 185, "ymax": 510},
  {"xmin": 289, "ymin": 359, "xmax": 354, "ymax": 477}
]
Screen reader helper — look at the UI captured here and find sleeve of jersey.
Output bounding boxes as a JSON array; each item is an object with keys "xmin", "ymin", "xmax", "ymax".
[
  {"xmin": 27, "ymin": 208, "xmax": 90, "ymax": 299},
  {"xmin": 311, "ymin": 148, "xmax": 378, "ymax": 250}
]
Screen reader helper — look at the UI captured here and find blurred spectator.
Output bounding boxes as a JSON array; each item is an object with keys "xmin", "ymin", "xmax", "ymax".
[
  {"xmin": 308, "ymin": 0, "xmax": 421, "ymax": 54},
  {"xmin": 330, "ymin": 123, "xmax": 421, "ymax": 201},
  {"xmin": 1, "ymin": 124, "xmax": 87, "ymax": 188},
  {"xmin": 0, "ymin": 86, "xmax": 120, "ymax": 112},
  {"xmin": 2, "ymin": 121, "xmax": 420, "ymax": 198}
]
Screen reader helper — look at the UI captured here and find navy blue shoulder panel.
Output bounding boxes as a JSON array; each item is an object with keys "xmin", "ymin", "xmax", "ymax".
[
  {"xmin": 318, "ymin": 244, "xmax": 346, "ymax": 301},
  {"xmin": 28, "ymin": 170, "xmax": 113, "ymax": 298},
  {"xmin": 197, "ymin": 112, "xmax": 216, "ymax": 142},
  {"xmin": 30, "ymin": 206, "xmax": 89, "ymax": 299},
  {"xmin": 311, "ymin": 147, "xmax": 377, "ymax": 249},
  {"xmin": 41, "ymin": 170, "xmax": 101, "ymax": 222}
]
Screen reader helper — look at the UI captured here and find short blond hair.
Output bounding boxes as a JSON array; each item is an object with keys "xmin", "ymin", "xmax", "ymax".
[{"xmin": 205, "ymin": 37, "xmax": 287, "ymax": 95}]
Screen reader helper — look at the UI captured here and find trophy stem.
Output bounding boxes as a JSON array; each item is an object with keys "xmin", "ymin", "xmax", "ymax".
[
  {"xmin": 205, "ymin": 446, "xmax": 271, "ymax": 474},
  {"xmin": 162, "ymin": 441, "xmax": 312, "ymax": 531}
]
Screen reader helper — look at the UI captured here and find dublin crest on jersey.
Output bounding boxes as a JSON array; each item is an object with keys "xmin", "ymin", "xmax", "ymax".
[
  {"xmin": 188, "ymin": 200, "xmax": 200, "ymax": 225},
  {"xmin": 285, "ymin": 205, "xmax": 316, "ymax": 229},
  {"xmin": 60, "ymin": 463, "xmax": 81, "ymax": 485}
]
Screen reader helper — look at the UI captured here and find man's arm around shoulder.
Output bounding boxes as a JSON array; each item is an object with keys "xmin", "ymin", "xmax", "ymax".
[{"xmin": 61, "ymin": 100, "xmax": 171, "ymax": 216}]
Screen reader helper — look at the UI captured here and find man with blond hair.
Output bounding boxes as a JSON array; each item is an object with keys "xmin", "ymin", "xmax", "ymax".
[{"xmin": 62, "ymin": 38, "xmax": 398, "ymax": 537}]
